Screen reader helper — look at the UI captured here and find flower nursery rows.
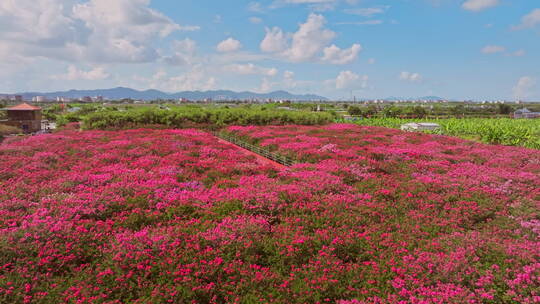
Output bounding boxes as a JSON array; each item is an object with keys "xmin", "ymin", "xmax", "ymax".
[{"xmin": 0, "ymin": 125, "xmax": 539, "ymax": 303}]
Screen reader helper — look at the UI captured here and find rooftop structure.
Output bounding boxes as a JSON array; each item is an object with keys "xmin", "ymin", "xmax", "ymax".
[
  {"xmin": 401, "ymin": 122, "xmax": 441, "ymax": 132},
  {"xmin": 6, "ymin": 103, "xmax": 42, "ymax": 111},
  {"xmin": 2, "ymin": 103, "xmax": 42, "ymax": 133},
  {"xmin": 514, "ymin": 108, "xmax": 540, "ymax": 119}
]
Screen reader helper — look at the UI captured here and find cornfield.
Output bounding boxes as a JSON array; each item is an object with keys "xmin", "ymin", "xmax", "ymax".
[{"xmin": 343, "ymin": 117, "xmax": 540, "ymax": 149}]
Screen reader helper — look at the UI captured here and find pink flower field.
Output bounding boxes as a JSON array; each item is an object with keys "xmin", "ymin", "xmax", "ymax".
[{"xmin": 1, "ymin": 125, "xmax": 539, "ymax": 303}]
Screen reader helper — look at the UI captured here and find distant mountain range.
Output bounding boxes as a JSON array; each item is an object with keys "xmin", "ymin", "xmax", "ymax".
[
  {"xmin": 1, "ymin": 87, "xmax": 453, "ymax": 102},
  {"xmin": 8, "ymin": 87, "xmax": 328, "ymax": 101}
]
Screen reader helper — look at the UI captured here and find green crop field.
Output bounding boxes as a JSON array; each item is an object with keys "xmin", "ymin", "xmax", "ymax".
[{"xmin": 343, "ymin": 117, "xmax": 540, "ymax": 149}]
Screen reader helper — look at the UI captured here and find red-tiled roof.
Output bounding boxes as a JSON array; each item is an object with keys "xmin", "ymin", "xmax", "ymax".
[{"xmin": 6, "ymin": 103, "xmax": 42, "ymax": 111}]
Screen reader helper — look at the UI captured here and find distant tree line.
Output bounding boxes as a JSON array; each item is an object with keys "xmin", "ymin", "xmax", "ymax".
[
  {"xmin": 346, "ymin": 103, "xmax": 524, "ymax": 118},
  {"xmin": 81, "ymin": 107, "xmax": 334, "ymax": 130}
]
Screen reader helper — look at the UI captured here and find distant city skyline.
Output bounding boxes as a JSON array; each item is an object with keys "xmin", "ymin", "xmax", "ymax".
[
  {"xmin": 3, "ymin": 86, "xmax": 537, "ymax": 103},
  {"xmin": 0, "ymin": 1, "xmax": 539, "ymax": 100}
]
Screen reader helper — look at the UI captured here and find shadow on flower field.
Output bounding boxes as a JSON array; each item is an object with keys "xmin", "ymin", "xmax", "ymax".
[{"xmin": 0, "ymin": 124, "xmax": 538, "ymax": 303}]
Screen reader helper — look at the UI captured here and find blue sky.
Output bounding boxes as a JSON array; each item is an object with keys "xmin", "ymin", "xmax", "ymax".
[{"xmin": 0, "ymin": 0, "xmax": 539, "ymax": 100}]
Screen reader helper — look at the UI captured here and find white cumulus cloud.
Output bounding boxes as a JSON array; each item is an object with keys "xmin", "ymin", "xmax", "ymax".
[
  {"xmin": 217, "ymin": 38, "xmax": 243, "ymax": 52},
  {"xmin": 260, "ymin": 27, "xmax": 289, "ymax": 53},
  {"xmin": 260, "ymin": 14, "xmax": 361, "ymax": 64},
  {"xmin": 344, "ymin": 6, "xmax": 390, "ymax": 17},
  {"xmin": 135, "ymin": 66, "xmax": 217, "ymax": 92},
  {"xmin": 513, "ymin": 9, "xmax": 540, "ymax": 30},
  {"xmin": 223, "ymin": 63, "xmax": 278, "ymax": 76},
  {"xmin": 52, "ymin": 65, "xmax": 110, "ymax": 80},
  {"xmin": 0, "ymin": 0, "xmax": 197, "ymax": 63},
  {"xmin": 272, "ymin": 0, "xmax": 340, "ymax": 11},
  {"xmin": 162, "ymin": 38, "xmax": 198, "ymax": 66},
  {"xmin": 283, "ymin": 71, "xmax": 297, "ymax": 88},
  {"xmin": 399, "ymin": 71, "xmax": 423, "ymax": 83},
  {"xmin": 481, "ymin": 45, "xmax": 505, "ymax": 54},
  {"xmin": 327, "ymin": 70, "xmax": 368, "ymax": 90},
  {"xmin": 284, "ymin": 14, "xmax": 336, "ymax": 62},
  {"xmin": 248, "ymin": 2, "xmax": 265, "ymax": 13},
  {"xmin": 322, "ymin": 44, "xmax": 362, "ymax": 64},
  {"xmin": 258, "ymin": 77, "xmax": 274, "ymax": 93},
  {"xmin": 513, "ymin": 76, "xmax": 536, "ymax": 100},
  {"xmin": 337, "ymin": 20, "xmax": 383, "ymax": 26},
  {"xmin": 462, "ymin": 0, "xmax": 499, "ymax": 12}
]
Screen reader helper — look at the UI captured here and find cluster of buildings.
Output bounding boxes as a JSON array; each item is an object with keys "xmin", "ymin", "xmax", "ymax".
[
  {"xmin": 179, "ymin": 98, "xmax": 297, "ymax": 104},
  {"xmin": 0, "ymin": 95, "xmax": 23, "ymax": 102},
  {"xmin": 30, "ymin": 96, "xmax": 104, "ymax": 103},
  {"xmin": 480, "ymin": 100, "xmax": 524, "ymax": 104},
  {"xmin": 361, "ymin": 99, "xmax": 450, "ymax": 104},
  {"xmin": 0, "ymin": 95, "xmax": 104, "ymax": 103},
  {"xmin": 132, "ymin": 98, "xmax": 299, "ymax": 104},
  {"xmin": 357, "ymin": 99, "xmax": 528, "ymax": 105}
]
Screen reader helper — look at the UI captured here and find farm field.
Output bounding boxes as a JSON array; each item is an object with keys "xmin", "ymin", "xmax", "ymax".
[
  {"xmin": 1, "ymin": 125, "xmax": 539, "ymax": 303},
  {"xmin": 344, "ymin": 117, "xmax": 540, "ymax": 149}
]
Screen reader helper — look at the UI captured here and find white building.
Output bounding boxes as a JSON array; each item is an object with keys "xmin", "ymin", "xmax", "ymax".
[
  {"xmin": 56, "ymin": 97, "xmax": 73, "ymax": 102},
  {"xmin": 32, "ymin": 96, "xmax": 47, "ymax": 102}
]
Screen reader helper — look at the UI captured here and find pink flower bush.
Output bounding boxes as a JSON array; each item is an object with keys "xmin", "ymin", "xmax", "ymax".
[{"xmin": 0, "ymin": 125, "xmax": 538, "ymax": 303}]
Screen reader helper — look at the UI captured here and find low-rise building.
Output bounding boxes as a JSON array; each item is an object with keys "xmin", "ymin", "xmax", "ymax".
[
  {"xmin": 2, "ymin": 103, "xmax": 42, "ymax": 133},
  {"xmin": 514, "ymin": 108, "xmax": 540, "ymax": 119},
  {"xmin": 401, "ymin": 122, "xmax": 441, "ymax": 132}
]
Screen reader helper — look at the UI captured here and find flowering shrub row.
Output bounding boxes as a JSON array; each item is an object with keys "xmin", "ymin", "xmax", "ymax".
[
  {"xmin": 0, "ymin": 125, "xmax": 538, "ymax": 303},
  {"xmin": 226, "ymin": 124, "xmax": 540, "ymax": 303}
]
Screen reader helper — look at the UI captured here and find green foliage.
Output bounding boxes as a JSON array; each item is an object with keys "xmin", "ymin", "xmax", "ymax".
[
  {"xmin": 82, "ymin": 106, "xmax": 333, "ymax": 130},
  {"xmin": 382, "ymin": 106, "xmax": 403, "ymax": 118},
  {"xmin": 348, "ymin": 117, "xmax": 540, "ymax": 149},
  {"xmin": 364, "ymin": 105, "xmax": 378, "ymax": 117},
  {"xmin": 404, "ymin": 105, "xmax": 428, "ymax": 118},
  {"xmin": 165, "ymin": 204, "xmax": 201, "ymax": 220},
  {"xmin": 55, "ymin": 115, "xmax": 69, "ymax": 127},
  {"xmin": 76, "ymin": 105, "xmax": 105, "ymax": 115},
  {"xmin": 451, "ymin": 105, "xmax": 466, "ymax": 116},
  {"xmin": 42, "ymin": 104, "xmax": 65, "ymax": 121},
  {"xmin": 212, "ymin": 200, "xmax": 245, "ymax": 218},
  {"xmin": 497, "ymin": 103, "xmax": 513, "ymax": 115},
  {"xmin": 54, "ymin": 105, "xmax": 124, "ymax": 126},
  {"xmin": 348, "ymin": 106, "xmax": 363, "ymax": 116}
]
